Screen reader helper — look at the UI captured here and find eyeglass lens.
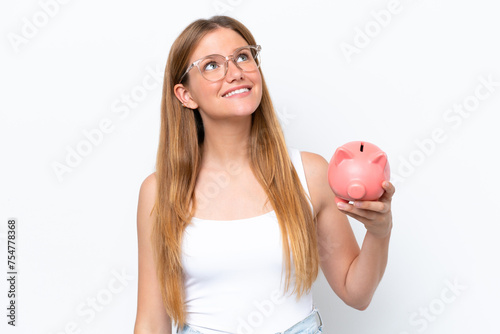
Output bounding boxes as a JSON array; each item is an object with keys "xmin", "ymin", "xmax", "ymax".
[{"xmin": 198, "ymin": 47, "xmax": 260, "ymax": 81}]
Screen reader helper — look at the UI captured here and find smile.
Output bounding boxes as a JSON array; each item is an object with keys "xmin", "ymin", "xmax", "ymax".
[{"xmin": 222, "ymin": 88, "xmax": 250, "ymax": 98}]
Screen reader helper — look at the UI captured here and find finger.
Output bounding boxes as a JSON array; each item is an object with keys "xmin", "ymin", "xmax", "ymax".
[
  {"xmin": 337, "ymin": 200, "xmax": 383, "ymax": 215},
  {"xmin": 337, "ymin": 203, "xmax": 380, "ymax": 220},
  {"xmin": 383, "ymin": 181, "xmax": 395, "ymax": 195},
  {"xmin": 379, "ymin": 181, "xmax": 396, "ymax": 201},
  {"xmin": 341, "ymin": 209, "xmax": 377, "ymax": 224},
  {"xmin": 336, "ymin": 201, "xmax": 352, "ymax": 212},
  {"xmin": 353, "ymin": 200, "xmax": 389, "ymax": 213},
  {"xmin": 335, "ymin": 196, "xmax": 349, "ymax": 205}
]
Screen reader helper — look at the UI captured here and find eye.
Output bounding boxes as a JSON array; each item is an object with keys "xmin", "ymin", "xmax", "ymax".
[
  {"xmin": 236, "ymin": 51, "xmax": 250, "ymax": 63},
  {"xmin": 203, "ymin": 61, "xmax": 219, "ymax": 72}
]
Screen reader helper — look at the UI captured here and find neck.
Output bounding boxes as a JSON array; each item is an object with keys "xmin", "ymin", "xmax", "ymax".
[{"xmin": 201, "ymin": 116, "xmax": 252, "ymax": 169}]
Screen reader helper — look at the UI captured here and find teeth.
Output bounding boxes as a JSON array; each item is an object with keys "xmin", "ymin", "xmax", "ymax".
[{"xmin": 223, "ymin": 88, "xmax": 249, "ymax": 98}]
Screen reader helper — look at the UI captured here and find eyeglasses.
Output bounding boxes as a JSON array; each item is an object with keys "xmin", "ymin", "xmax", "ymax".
[{"xmin": 179, "ymin": 45, "xmax": 261, "ymax": 83}]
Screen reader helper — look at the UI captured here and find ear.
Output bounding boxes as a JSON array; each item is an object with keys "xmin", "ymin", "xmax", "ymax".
[
  {"xmin": 174, "ymin": 83, "xmax": 199, "ymax": 109},
  {"xmin": 370, "ymin": 152, "xmax": 387, "ymax": 168},
  {"xmin": 334, "ymin": 147, "xmax": 354, "ymax": 166}
]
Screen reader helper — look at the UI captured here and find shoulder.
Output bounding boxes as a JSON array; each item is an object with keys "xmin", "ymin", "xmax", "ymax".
[
  {"xmin": 299, "ymin": 151, "xmax": 329, "ymax": 174},
  {"xmin": 140, "ymin": 172, "xmax": 157, "ymax": 193},
  {"xmin": 137, "ymin": 172, "xmax": 157, "ymax": 219},
  {"xmin": 298, "ymin": 151, "xmax": 332, "ymax": 214},
  {"xmin": 298, "ymin": 151, "xmax": 329, "ymax": 190}
]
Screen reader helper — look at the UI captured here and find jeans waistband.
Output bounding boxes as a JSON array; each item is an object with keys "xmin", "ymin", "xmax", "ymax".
[
  {"xmin": 177, "ymin": 308, "xmax": 323, "ymax": 334},
  {"xmin": 274, "ymin": 308, "xmax": 323, "ymax": 334}
]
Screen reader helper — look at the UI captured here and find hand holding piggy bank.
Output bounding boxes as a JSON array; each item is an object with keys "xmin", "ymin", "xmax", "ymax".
[{"xmin": 327, "ymin": 141, "xmax": 390, "ymax": 204}]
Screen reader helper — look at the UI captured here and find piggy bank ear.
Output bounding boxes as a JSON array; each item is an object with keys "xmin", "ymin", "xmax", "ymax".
[
  {"xmin": 370, "ymin": 152, "xmax": 387, "ymax": 168},
  {"xmin": 334, "ymin": 147, "xmax": 354, "ymax": 166}
]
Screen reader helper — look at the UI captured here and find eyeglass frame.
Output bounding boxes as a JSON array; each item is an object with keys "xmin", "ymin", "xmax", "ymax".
[{"xmin": 178, "ymin": 45, "xmax": 262, "ymax": 84}]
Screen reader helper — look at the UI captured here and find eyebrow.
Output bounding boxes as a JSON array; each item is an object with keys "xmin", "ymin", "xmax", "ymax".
[{"xmin": 191, "ymin": 45, "xmax": 250, "ymax": 61}]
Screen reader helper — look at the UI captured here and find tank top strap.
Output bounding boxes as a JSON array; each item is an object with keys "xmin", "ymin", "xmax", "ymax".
[{"xmin": 287, "ymin": 146, "xmax": 314, "ymax": 216}]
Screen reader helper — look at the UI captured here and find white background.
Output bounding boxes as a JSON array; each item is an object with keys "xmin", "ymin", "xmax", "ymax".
[{"xmin": 1, "ymin": 0, "xmax": 499, "ymax": 333}]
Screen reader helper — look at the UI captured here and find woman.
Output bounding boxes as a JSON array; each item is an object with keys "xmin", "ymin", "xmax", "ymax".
[{"xmin": 134, "ymin": 15, "xmax": 394, "ymax": 334}]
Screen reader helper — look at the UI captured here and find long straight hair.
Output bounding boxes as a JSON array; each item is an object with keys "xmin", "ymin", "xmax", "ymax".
[{"xmin": 152, "ymin": 15, "xmax": 319, "ymax": 327}]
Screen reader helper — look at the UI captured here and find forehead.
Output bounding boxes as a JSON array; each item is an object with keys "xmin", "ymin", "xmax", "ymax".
[{"xmin": 189, "ymin": 27, "xmax": 249, "ymax": 62}]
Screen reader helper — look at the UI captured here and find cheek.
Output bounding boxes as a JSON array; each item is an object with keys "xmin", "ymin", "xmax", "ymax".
[
  {"xmin": 251, "ymin": 72, "xmax": 263, "ymax": 100},
  {"xmin": 190, "ymin": 82, "xmax": 221, "ymax": 105}
]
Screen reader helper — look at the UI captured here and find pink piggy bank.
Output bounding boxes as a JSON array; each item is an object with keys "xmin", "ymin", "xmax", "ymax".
[{"xmin": 327, "ymin": 141, "xmax": 390, "ymax": 204}]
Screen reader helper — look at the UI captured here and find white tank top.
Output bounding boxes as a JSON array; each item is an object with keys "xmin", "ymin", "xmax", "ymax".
[{"xmin": 181, "ymin": 147, "xmax": 315, "ymax": 334}]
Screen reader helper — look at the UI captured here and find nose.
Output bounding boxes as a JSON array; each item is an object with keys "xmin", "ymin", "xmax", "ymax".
[{"xmin": 225, "ymin": 58, "xmax": 244, "ymax": 82}]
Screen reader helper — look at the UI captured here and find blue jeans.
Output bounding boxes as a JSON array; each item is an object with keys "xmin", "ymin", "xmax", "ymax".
[{"xmin": 177, "ymin": 308, "xmax": 323, "ymax": 334}]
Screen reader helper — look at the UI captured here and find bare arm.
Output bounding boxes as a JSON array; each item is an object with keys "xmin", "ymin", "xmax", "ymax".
[
  {"xmin": 134, "ymin": 173, "xmax": 172, "ymax": 334},
  {"xmin": 301, "ymin": 151, "xmax": 393, "ymax": 310}
]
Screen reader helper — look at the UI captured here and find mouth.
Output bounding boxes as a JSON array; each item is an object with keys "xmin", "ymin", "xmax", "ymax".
[{"xmin": 222, "ymin": 87, "xmax": 251, "ymax": 98}]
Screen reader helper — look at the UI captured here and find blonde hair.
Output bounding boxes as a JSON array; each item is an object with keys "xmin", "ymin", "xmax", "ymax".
[{"xmin": 152, "ymin": 15, "xmax": 319, "ymax": 327}]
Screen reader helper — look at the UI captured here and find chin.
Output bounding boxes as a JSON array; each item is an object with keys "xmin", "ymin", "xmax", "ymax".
[{"xmin": 231, "ymin": 103, "xmax": 260, "ymax": 117}]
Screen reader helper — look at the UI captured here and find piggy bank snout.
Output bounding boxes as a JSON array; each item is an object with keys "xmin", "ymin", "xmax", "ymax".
[{"xmin": 347, "ymin": 182, "xmax": 366, "ymax": 199}]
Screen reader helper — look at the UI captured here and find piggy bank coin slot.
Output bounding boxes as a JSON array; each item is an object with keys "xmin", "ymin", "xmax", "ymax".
[{"xmin": 360, "ymin": 143, "xmax": 364, "ymax": 152}]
